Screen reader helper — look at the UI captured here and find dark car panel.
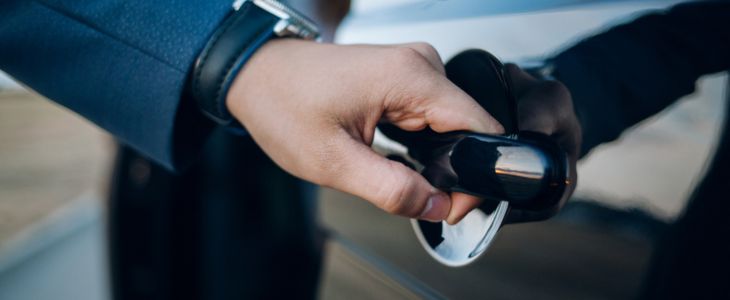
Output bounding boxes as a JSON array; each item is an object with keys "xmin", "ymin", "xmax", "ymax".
[
  {"xmin": 318, "ymin": 189, "xmax": 655, "ymax": 299},
  {"xmin": 316, "ymin": 1, "xmax": 726, "ymax": 299}
]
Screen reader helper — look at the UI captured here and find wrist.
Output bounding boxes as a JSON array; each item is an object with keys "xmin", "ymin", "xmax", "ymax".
[
  {"xmin": 225, "ymin": 38, "xmax": 284, "ymax": 120},
  {"xmin": 226, "ymin": 39, "xmax": 317, "ymax": 123}
]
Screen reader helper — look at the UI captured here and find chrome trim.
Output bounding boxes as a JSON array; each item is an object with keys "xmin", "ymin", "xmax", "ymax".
[{"xmin": 234, "ymin": 0, "xmax": 321, "ymax": 41}]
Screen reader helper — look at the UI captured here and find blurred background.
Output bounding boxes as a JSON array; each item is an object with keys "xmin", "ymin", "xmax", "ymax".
[
  {"xmin": 0, "ymin": 76, "xmax": 112, "ymax": 299},
  {"xmin": 0, "ymin": 0, "xmax": 725, "ymax": 299}
]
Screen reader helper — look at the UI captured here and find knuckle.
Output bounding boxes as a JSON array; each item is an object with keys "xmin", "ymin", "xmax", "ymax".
[
  {"xmin": 380, "ymin": 187, "xmax": 408, "ymax": 215},
  {"xmin": 504, "ymin": 62, "xmax": 520, "ymax": 70},
  {"xmin": 411, "ymin": 42, "xmax": 440, "ymax": 59},
  {"xmin": 504, "ymin": 63, "xmax": 523, "ymax": 76},
  {"xmin": 389, "ymin": 46, "xmax": 428, "ymax": 69},
  {"xmin": 546, "ymin": 80, "xmax": 577, "ymax": 119},
  {"xmin": 381, "ymin": 50, "xmax": 439, "ymax": 102},
  {"xmin": 378, "ymin": 165, "xmax": 417, "ymax": 216},
  {"xmin": 541, "ymin": 80, "xmax": 571, "ymax": 102}
]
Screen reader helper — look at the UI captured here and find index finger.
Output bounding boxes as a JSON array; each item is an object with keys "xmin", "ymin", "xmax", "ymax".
[{"xmin": 445, "ymin": 192, "xmax": 483, "ymax": 225}]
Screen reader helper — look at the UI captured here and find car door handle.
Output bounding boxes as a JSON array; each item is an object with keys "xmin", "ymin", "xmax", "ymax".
[
  {"xmin": 435, "ymin": 131, "xmax": 569, "ymax": 210},
  {"xmin": 411, "ymin": 130, "xmax": 571, "ymax": 267},
  {"xmin": 381, "ymin": 49, "xmax": 571, "ymax": 266}
]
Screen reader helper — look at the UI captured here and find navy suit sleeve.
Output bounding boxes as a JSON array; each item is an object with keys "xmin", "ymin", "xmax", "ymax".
[
  {"xmin": 550, "ymin": 1, "xmax": 730, "ymax": 155},
  {"xmin": 0, "ymin": 0, "xmax": 234, "ymax": 170}
]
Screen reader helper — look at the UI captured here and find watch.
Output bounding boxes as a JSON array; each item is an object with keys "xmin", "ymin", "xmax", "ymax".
[{"xmin": 192, "ymin": 0, "xmax": 320, "ymax": 125}]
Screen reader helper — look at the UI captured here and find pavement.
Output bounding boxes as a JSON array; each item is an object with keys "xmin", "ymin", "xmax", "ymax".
[
  {"xmin": 0, "ymin": 90, "xmax": 112, "ymax": 300},
  {"xmin": 0, "ymin": 197, "xmax": 109, "ymax": 300},
  {"xmin": 0, "ymin": 90, "xmax": 112, "ymax": 246}
]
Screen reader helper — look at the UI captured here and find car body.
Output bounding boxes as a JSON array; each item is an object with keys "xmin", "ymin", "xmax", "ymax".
[{"xmin": 315, "ymin": 1, "xmax": 728, "ymax": 299}]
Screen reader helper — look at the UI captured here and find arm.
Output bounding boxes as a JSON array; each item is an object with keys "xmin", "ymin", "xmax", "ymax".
[
  {"xmin": 550, "ymin": 1, "xmax": 730, "ymax": 155},
  {"xmin": 0, "ymin": 0, "xmax": 351, "ymax": 171},
  {"xmin": 1, "ymin": 0, "xmax": 505, "ymax": 223},
  {"xmin": 0, "ymin": 0, "xmax": 234, "ymax": 170}
]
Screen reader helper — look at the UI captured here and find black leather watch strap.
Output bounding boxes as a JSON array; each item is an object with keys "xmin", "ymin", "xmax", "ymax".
[{"xmin": 192, "ymin": 1, "xmax": 279, "ymax": 125}]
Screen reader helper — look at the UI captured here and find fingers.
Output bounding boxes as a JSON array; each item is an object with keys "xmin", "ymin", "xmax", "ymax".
[
  {"xmin": 505, "ymin": 63, "xmax": 539, "ymax": 91},
  {"xmin": 375, "ymin": 42, "xmax": 503, "ymax": 135},
  {"xmin": 446, "ymin": 192, "xmax": 482, "ymax": 225},
  {"xmin": 418, "ymin": 46, "xmax": 502, "ymax": 134},
  {"xmin": 506, "ymin": 63, "xmax": 582, "ymax": 158},
  {"xmin": 425, "ymin": 77, "xmax": 506, "ymax": 134},
  {"xmin": 384, "ymin": 73, "xmax": 505, "ymax": 135},
  {"xmin": 389, "ymin": 76, "xmax": 502, "ymax": 225},
  {"xmin": 377, "ymin": 51, "xmax": 506, "ymax": 224},
  {"xmin": 501, "ymin": 63, "xmax": 580, "ymax": 224},
  {"xmin": 506, "ymin": 63, "xmax": 570, "ymax": 134},
  {"xmin": 323, "ymin": 134, "xmax": 451, "ymax": 222},
  {"xmin": 506, "ymin": 63, "xmax": 557, "ymax": 133}
]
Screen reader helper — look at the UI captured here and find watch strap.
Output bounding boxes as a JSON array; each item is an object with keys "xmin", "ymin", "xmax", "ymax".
[{"xmin": 192, "ymin": 1, "xmax": 278, "ymax": 125}]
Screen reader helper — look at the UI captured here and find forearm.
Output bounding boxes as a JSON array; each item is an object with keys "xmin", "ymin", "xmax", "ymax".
[{"xmin": 551, "ymin": 1, "xmax": 730, "ymax": 155}]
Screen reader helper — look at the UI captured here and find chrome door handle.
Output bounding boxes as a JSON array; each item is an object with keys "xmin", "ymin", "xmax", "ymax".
[{"xmin": 437, "ymin": 131, "xmax": 569, "ymax": 210}]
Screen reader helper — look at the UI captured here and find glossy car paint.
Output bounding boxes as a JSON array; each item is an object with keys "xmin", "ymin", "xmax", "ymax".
[{"xmin": 317, "ymin": 1, "xmax": 725, "ymax": 299}]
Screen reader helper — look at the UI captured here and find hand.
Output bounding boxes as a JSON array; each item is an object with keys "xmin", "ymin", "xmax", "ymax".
[
  {"xmin": 445, "ymin": 64, "xmax": 582, "ymax": 224},
  {"xmin": 226, "ymin": 39, "xmax": 504, "ymax": 221}
]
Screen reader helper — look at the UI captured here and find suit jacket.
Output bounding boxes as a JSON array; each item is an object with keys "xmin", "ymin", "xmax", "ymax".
[{"xmin": 0, "ymin": 0, "xmax": 233, "ymax": 170}]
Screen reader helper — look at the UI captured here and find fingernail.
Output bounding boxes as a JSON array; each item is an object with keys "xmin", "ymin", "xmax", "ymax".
[{"xmin": 419, "ymin": 192, "xmax": 451, "ymax": 222}]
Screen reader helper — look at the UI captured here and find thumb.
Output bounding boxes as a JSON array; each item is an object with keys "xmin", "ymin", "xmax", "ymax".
[
  {"xmin": 420, "ymin": 76, "xmax": 505, "ymax": 135},
  {"xmin": 325, "ymin": 135, "xmax": 451, "ymax": 221}
]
